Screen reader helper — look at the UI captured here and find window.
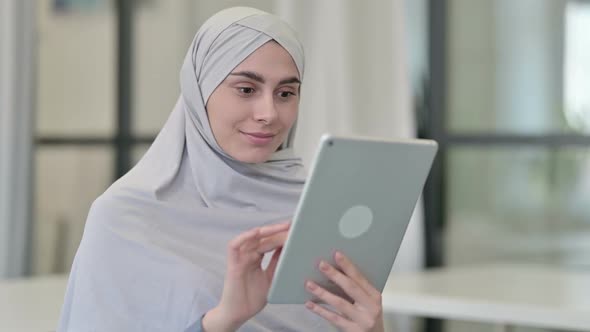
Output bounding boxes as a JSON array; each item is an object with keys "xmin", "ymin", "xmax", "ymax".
[
  {"xmin": 564, "ymin": 1, "xmax": 590, "ymax": 133},
  {"xmin": 423, "ymin": 1, "xmax": 590, "ymax": 330}
]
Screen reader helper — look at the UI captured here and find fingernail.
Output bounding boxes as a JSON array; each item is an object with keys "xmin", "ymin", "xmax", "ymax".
[
  {"xmin": 319, "ymin": 261, "xmax": 329, "ymax": 271},
  {"xmin": 334, "ymin": 251, "xmax": 343, "ymax": 261},
  {"xmin": 305, "ymin": 301, "xmax": 314, "ymax": 309},
  {"xmin": 306, "ymin": 281, "xmax": 317, "ymax": 290}
]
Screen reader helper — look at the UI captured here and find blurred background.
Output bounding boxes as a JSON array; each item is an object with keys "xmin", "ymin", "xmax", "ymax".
[{"xmin": 1, "ymin": 0, "xmax": 589, "ymax": 331}]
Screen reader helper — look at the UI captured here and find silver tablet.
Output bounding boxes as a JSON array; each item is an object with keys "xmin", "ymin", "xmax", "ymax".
[{"xmin": 267, "ymin": 134, "xmax": 438, "ymax": 304}]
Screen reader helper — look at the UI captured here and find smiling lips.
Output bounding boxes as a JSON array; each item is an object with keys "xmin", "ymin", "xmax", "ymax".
[{"xmin": 241, "ymin": 131, "xmax": 276, "ymax": 145}]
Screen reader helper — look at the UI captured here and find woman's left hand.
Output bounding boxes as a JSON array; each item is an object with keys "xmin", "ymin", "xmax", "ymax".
[{"xmin": 304, "ymin": 251, "xmax": 385, "ymax": 332}]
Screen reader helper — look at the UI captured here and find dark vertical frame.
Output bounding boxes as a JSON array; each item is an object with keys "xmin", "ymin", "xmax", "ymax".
[
  {"xmin": 424, "ymin": 0, "xmax": 447, "ymax": 269},
  {"xmin": 115, "ymin": 0, "xmax": 134, "ymax": 179},
  {"xmin": 422, "ymin": 0, "xmax": 447, "ymax": 331}
]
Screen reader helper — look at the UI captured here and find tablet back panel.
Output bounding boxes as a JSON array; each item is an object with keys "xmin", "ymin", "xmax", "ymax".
[{"xmin": 267, "ymin": 134, "xmax": 437, "ymax": 304}]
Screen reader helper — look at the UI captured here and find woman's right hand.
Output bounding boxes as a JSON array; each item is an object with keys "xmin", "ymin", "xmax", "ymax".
[{"xmin": 202, "ymin": 222, "xmax": 290, "ymax": 332}]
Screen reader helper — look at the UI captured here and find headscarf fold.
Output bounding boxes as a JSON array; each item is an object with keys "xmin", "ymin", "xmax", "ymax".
[{"xmin": 57, "ymin": 7, "xmax": 334, "ymax": 331}]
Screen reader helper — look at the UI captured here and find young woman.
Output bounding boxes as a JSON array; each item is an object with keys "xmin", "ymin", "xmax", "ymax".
[{"xmin": 58, "ymin": 7, "xmax": 385, "ymax": 332}]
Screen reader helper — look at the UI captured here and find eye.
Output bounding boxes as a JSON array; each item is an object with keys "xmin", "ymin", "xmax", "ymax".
[
  {"xmin": 278, "ymin": 91, "xmax": 296, "ymax": 98},
  {"xmin": 238, "ymin": 87, "xmax": 255, "ymax": 95}
]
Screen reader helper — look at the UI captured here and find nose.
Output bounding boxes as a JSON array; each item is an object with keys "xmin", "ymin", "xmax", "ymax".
[{"xmin": 253, "ymin": 92, "xmax": 278, "ymax": 124}]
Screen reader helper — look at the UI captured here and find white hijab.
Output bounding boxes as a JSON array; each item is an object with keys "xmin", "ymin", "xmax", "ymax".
[{"xmin": 58, "ymin": 7, "xmax": 334, "ymax": 332}]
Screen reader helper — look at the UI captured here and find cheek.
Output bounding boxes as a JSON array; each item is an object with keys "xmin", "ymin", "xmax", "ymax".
[
  {"xmin": 280, "ymin": 104, "xmax": 299, "ymax": 128},
  {"xmin": 208, "ymin": 97, "xmax": 249, "ymax": 132}
]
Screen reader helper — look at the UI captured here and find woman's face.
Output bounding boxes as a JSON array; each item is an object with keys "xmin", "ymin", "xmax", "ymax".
[{"xmin": 206, "ymin": 41, "xmax": 301, "ymax": 164}]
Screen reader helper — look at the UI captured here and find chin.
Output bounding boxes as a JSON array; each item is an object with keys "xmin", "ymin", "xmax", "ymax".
[{"xmin": 234, "ymin": 149, "xmax": 274, "ymax": 164}]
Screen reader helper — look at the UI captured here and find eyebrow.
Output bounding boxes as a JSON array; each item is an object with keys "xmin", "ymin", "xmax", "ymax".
[{"xmin": 229, "ymin": 71, "xmax": 301, "ymax": 85}]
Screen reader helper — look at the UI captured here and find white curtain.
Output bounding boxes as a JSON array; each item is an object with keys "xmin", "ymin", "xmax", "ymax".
[
  {"xmin": 275, "ymin": 1, "xmax": 423, "ymax": 330},
  {"xmin": 0, "ymin": 0, "xmax": 36, "ymax": 278}
]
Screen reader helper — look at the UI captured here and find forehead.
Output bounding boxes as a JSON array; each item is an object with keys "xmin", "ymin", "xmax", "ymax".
[{"xmin": 231, "ymin": 41, "xmax": 300, "ymax": 79}]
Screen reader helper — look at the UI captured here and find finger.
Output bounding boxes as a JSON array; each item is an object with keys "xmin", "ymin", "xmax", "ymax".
[
  {"xmin": 228, "ymin": 228, "xmax": 260, "ymax": 258},
  {"xmin": 305, "ymin": 280, "xmax": 370, "ymax": 327},
  {"xmin": 265, "ymin": 247, "xmax": 282, "ymax": 278},
  {"xmin": 229, "ymin": 222, "xmax": 289, "ymax": 257},
  {"xmin": 334, "ymin": 251, "xmax": 382, "ymax": 300},
  {"xmin": 241, "ymin": 224, "xmax": 289, "ymax": 254},
  {"xmin": 305, "ymin": 300, "xmax": 355, "ymax": 331},
  {"xmin": 258, "ymin": 222, "xmax": 290, "ymax": 237},
  {"xmin": 257, "ymin": 231, "xmax": 289, "ymax": 253},
  {"xmin": 317, "ymin": 260, "xmax": 372, "ymax": 307}
]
